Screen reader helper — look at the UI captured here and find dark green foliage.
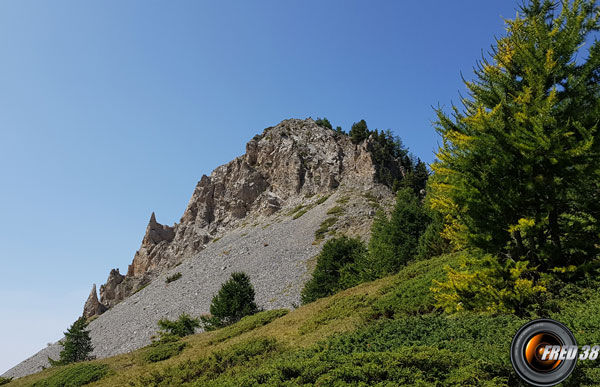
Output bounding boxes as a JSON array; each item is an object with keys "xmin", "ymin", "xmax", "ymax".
[
  {"xmin": 49, "ymin": 317, "xmax": 94, "ymax": 366},
  {"xmin": 142, "ymin": 337, "xmax": 187, "ymax": 363},
  {"xmin": 0, "ymin": 377, "xmax": 11, "ymax": 385},
  {"xmin": 32, "ymin": 363, "xmax": 108, "ymax": 387},
  {"xmin": 417, "ymin": 208, "xmax": 451, "ymax": 260},
  {"xmin": 369, "ymin": 129, "xmax": 413, "ymax": 189},
  {"xmin": 314, "ymin": 117, "xmax": 332, "ymax": 129},
  {"xmin": 166, "ymin": 272, "xmax": 182, "ymax": 283},
  {"xmin": 201, "ymin": 272, "xmax": 259, "ymax": 331},
  {"xmin": 401, "ymin": 159, "xmax": 429, "ymax": 197},
  {"xmin": 157, "ymin": 313, "xmax": 200, "ymax": 338},
  {"xmin": 368, "ymin": 253, "xmax": 458, "ymax": 319},
  {"xmin": 335, "ymin": 126, "xmax": 343, "ymax": 133},
  {"xmin": 301, "ymin": 237, "xmax": 366, "ymax": 304},
  {"xmin": 351, "ymin": 188, "xmax": 430, "ymax": 282},
  {"xmin": 432, "ymin": 0, "xmax": 600, "ymax": 273},
  {"xmin": 136, "ymin": 337, "xmax": 280, "ymax": 386},
  {"xmin": 348, "ymin": 119, "xmax": 369, "ymax": 144},
  {"xmin": 140, "ymin": 312, "xmax": 524, "ymax": 386}
]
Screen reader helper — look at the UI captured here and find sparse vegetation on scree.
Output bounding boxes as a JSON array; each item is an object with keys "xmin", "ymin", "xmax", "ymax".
[{"xmin": 6, "ymin": 1, "xmax": 600, "ymax": 386}]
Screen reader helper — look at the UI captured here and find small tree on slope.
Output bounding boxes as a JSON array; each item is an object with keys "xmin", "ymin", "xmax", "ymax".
[
  {"xmin": 201, "ymin": 272, "xmax": 259, "ymax": 331},
  {"xmin": 49, "ymin": 317, "xmax": 94, "ymax": 366}
]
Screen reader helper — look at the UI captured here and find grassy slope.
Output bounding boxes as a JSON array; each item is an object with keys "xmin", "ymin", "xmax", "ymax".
[{"xmin": 9, "ymin": 253, "xmax": 600, "ymax": 386}]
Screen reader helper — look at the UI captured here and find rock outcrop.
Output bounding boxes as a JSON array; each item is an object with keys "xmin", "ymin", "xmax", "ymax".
[
  {"xmin": 88, "ymin": 118, "xmax": 405, "ymax": 316},
  {"xmin": 83, "ymin": 284, "xmax": 107, "ymax": 319}
]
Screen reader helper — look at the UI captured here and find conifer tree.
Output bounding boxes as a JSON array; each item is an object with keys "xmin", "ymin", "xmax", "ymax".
[
  {"xmin": 49, "ymin": 317, "xmax": 94, "ymax": 366},
  {"xmin": 351, "ymin": 188, "xmax": 430, "ymax": 282},
  {"xmin": 431, "ymin": 0, "xmax": 600, "ymax": 271},
  {"xmin": 349, "ymin": 120, "xmax": 370, "ymax": 144},
  {"xmin": 301, "ymin": 236, "xmax": 366, "ymax": 304},
  {"xmin": 200, "ymin": 272, "xmax": 259, "ymax": 330}
]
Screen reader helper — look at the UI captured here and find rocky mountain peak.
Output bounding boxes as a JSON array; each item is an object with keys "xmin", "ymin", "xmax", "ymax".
[{"xmin": 90, "ymin": 118, "xmax": 400, "ymax": 316}]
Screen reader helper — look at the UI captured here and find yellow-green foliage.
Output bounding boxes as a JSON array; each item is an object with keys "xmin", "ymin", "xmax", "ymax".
[{"xmin": 431, "ymin": 251, "xmax": 547, "ymax": 315}]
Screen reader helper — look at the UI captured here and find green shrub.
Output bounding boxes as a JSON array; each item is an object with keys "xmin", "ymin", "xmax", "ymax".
[
  {"xmin": 301, "ymin": 236, "xmax": 366, "ymax": 304},
  {"xmin": 201, "ymin": 272, "xmax": 259, "ymax": 331},
  {"xmin": 166, "ymin": 272, "xmax": 182, "ymax": 283},
  {"xmin": 32, "ymin": 363, "xmax": 109, "ymax": 387},
  {"xmin": 157, "ymin": 313, "xmax": 200, "ymax": 338},
  {"xmin": 136, "ymin": 337, "xmax": 280, "ymax": 386},
  {"xmin": 142, "ymin": 339, "xmax": 187, "ymax": 363},
  {"xmin": 369, "ymin": 253, "xmax": 459, "ymax": 319},
  {"xmin": 0, "ymin": 377, "xmax": 12, "ymax": 386}
]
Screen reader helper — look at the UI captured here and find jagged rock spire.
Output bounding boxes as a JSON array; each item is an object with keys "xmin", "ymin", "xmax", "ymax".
[{"xmin": 83, "ymin": 284, "xmax": 107, "ymax": 319}]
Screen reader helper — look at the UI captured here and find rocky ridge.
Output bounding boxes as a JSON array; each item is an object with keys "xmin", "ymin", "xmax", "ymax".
[
  {"xmin": 4, "ymin": 118, "xmax": 401, "ymax": 379},
  {"xmin": 88, "ymin": 118, "xmax": 401, "ymax": 316}
]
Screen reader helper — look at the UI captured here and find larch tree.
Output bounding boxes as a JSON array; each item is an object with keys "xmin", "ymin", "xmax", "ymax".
[{"xmin": 431, "ymin": 0, "xmax": 600, "ymax": 272}]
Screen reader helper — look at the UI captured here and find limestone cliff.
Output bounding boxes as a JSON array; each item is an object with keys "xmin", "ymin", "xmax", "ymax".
[{"xmin": 93, "ymin": 118, "xmax": 405, "ymax": 315}]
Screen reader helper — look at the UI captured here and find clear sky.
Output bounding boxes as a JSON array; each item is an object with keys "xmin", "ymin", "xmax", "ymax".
[{"xmin": 0, "ymin": 0, "xmax": 519, "ymax": 374}]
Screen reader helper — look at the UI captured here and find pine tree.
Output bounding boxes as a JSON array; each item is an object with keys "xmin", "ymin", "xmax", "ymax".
[
  {"xmin": 431, "ymin": 0, "xmax": 600, "ymax": 271},
  {"xmin": 315, "ymin": 117, "xmax": 333, "ymax": 129},
  {"xmin": 349, "ymin": 120, "xmax": 370, "ymax": 144},
  {"xmin": 301, "ymin": 236, "xmax": 366, "ymax": 304},
  {"xmin": 49, "ymin": 317, "xmax": 94, "ymax": 366},
  {"xmin": 354, "ymin": 188, "xmax": 430, "ymax": 281},
  {"xmin": 201, "ymin": 272, "xmax": 259, "ymax": 330}
]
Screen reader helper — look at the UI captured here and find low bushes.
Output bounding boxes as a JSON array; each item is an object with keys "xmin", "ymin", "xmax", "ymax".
[
  {"xmin": 141, "ymin": 338, "xmax": 187, "ymax": 364},
  {"xmin": 32, "ymin": 363, "xmax": 108, "ymax": 387}
]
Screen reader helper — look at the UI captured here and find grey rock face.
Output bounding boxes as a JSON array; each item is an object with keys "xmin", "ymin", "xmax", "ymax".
[
  {"xmin": 96, "ymin": 118, "xmax": 388, "ymax": 311},
  {"xmin": 83, "ymin": 284, "xmax": 107, "ymax": 319}
]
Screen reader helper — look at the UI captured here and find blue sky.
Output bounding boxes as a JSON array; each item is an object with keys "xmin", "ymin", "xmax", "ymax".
[{"xmin": 0, "ymin": 0, "xmax": 519, "ymax": 374}]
